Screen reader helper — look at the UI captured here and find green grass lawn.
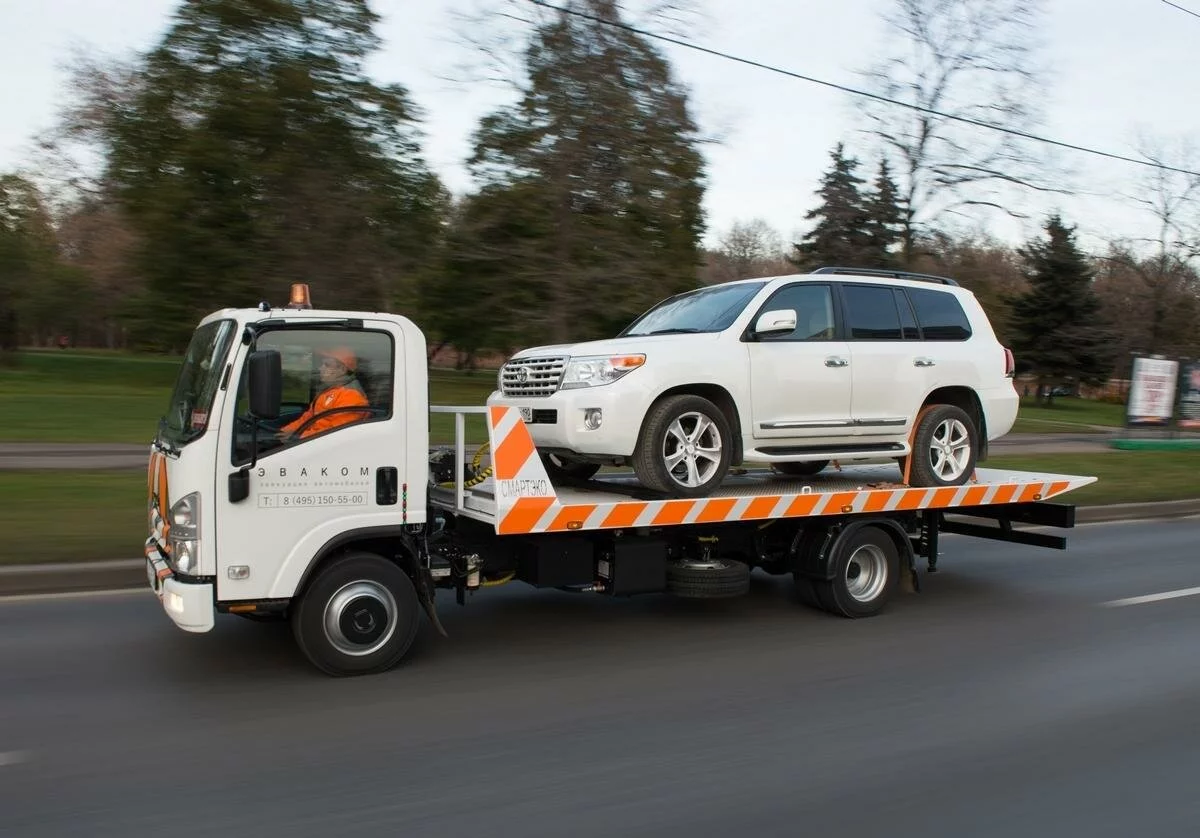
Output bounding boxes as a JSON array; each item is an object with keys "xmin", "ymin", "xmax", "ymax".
[
  {"xmin": 1, "ymin": 451, "xmax": 1197, "ymax": 565},
  {"xmin": 1009, "ymin": 397, "xmax": 1127, "ymax": 433}
]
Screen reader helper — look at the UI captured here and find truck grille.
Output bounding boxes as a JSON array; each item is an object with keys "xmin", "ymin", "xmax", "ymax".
[{"xmin": 500, "ymin": 356, "xmax": 567, "ymax": 397}]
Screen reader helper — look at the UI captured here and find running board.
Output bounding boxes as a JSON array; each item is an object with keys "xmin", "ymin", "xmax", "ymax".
[{"xmin": 751, "ymin": 442, "xmax": 907, "ymax": 457}]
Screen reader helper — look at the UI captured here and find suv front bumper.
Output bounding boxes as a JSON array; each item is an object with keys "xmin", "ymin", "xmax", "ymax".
[
  {"xmin": 487, "ymin": 383, "xmax": 655, "ymax": 459},
  {"xmin": 145, "ymin": 540, "xmax": 214, "ymax": 633}
]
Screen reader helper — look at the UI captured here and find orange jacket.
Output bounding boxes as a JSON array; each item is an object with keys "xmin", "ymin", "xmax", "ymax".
[{"xmin": 281, "ymin": 382, "xmax": 370, "ymax": 439}]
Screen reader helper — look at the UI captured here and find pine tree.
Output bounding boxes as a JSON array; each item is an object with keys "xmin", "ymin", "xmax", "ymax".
[
  {"xmin": 790, "ymin": 143, "xmax": 869, "ymax": 271},
  {"xmin": 863, "ymin": 157, "xmax": 904, "ymax": 267},
  {"xmin": 466, "ymin": 0, "xmax": 707, "ymax": 344},
  {"xmin": 1007, "ymin": 214, "xmax": 1117, "ymax": 399}
]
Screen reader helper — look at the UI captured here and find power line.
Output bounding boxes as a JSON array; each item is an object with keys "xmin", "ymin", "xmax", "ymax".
[
  {"xmin": 1161, "ymin": 0, "xmax": 1200, "ymax": 21},
  {"xmin": 522, "ymin": 0, "xmax": 1200, "ymax": 179}
]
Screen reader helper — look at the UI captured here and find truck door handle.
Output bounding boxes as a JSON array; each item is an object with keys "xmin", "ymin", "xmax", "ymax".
[
  {"xmin": 914, "ymin": 357, "xmax": 935, "ymax": 367},
  {"xmin": 825, "ymin": 356, "xmax": 848, "ymax": 367}
]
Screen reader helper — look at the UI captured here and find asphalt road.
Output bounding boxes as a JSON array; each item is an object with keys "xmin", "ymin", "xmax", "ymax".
[
  {"xmin": 2, "ymin": 518, "xmax": 1200, "ymax": 836},
  {"xmin": 0, "ymin": 433, "xmax": 1117, "ymax": 470}
]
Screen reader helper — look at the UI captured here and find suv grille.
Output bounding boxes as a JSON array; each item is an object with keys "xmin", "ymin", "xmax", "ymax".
[{"xmin": 500, "ymin": 356, "xmax": 567, "ymax": 397}]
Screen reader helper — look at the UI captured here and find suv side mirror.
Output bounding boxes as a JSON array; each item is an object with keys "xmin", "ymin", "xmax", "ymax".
[
  {"xmin": 754, "ymin": 309, "xmax": 797, "ymax": 336},
  {"xmin": 247, "ymin": 349, "xmax": 282, "ymax": 420}
]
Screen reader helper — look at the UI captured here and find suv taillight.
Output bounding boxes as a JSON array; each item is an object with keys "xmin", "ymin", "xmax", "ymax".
[{"xmin": 1003, "ymin": 348, "xmax": 1015, "ymax": 378}]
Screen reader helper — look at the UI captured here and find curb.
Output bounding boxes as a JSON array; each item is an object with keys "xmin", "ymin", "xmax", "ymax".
[{"xmin": 3, "ymin": 500, "xmax": 1200, "ymax": 599}]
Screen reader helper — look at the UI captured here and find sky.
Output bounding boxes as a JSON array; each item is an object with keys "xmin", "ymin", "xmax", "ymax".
[{"xmin": 2, "ymin": 0, "xmax": 1200, "ymax": 258}]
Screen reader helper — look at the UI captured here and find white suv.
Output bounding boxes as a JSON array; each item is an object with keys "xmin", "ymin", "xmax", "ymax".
[{"xmin": 487, "ymin": 267, "xmax": 1019, "ymax": 498}]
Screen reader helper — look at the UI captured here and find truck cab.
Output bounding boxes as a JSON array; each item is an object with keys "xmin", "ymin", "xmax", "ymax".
[{"xmin": 145, "ymin": 287, "xmax": 430, "ymax": 655}]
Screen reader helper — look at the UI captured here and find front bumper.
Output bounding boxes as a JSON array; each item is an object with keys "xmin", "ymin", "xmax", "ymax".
[
  {"xmin": 487, "ymin": 383, "xmax": 653, "ymax": 458},
  {"xmin": 145, "ymin": 540, "xmax": 214, "ymax": 633}
]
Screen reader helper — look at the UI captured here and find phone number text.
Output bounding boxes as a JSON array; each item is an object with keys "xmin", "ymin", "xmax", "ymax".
[{"xmin": 258, "ymin": 493, "xmax": 368, "ymax": 509}]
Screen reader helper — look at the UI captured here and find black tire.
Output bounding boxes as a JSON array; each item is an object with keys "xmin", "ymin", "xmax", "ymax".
[
  {"xmin": 666, "ymin": 558, "xmax": 750, "ymax": 599},
  {"xmin": 811, "ymin": 526, "xmax": 899, "ymax": 618},
  {"xmin": 291, "ymin": 551, "xmax": 421, "ymax": 677},
  {"xmin": 906, "ymin": 404, "xmax": 979, "ymax": 488},
  {"xmin": 632, "ymin": 394, "xmax": 733, "ymax": 497},
  {"xmin": 541, "ymin": 453, "xmax": 602, "ymax": 482},
  {"xmin": 772, "ymin": 460, "xmax": 829, "ymax": 477}
]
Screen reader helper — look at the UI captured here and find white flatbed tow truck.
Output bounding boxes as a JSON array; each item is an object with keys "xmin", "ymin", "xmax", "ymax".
[{"xmin": 142, "ymin": 286, "xmax": 1097, "ymax": 677}]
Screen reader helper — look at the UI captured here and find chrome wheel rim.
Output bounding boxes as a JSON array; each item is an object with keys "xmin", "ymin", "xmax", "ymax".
[
  {"xmin": 928, "ymin": 418, "xmax": 971, "ymax": 481},
  {"xmin": 844, "ymin": 544, "xmax": 888, "ymax": 603},
  {"xmin": 662, "ymin": 411, "xmax": 723, "ymax": 488},
  {"xmin": 323, "ymin": 580, "xmax": 397, "ymax": 657}
]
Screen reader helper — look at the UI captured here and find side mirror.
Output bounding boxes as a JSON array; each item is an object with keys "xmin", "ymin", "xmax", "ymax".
[
  {"xmin": 247, "ymin": 349, "xmax": 282, "ymax": 420},
  {"xmin": 754, "ymin": 309, "xmax": 797, "ymax": 336}
]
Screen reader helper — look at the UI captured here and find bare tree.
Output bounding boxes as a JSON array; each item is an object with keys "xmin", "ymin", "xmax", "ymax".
[
  {"xmin": 855, "ymin": 0, "xmax": 1065, "ymax": 262},
  {"xmin": 711, "ymin": 218, "xmax": 791, "ymax": 281}
]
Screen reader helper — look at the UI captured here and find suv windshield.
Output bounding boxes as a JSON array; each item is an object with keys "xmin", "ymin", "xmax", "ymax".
[
  {"xmin": 158, "ymin": 319, "xmax": 236, "ymax": 449},
  {"xmin": 620, "ymin": 281, "xmax": 767, "ymax": 337}
]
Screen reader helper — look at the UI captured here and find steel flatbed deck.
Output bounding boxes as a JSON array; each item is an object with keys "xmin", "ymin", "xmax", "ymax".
[{"xmin": 428, "ymin": 405, "xmax": 1098, "ymax": 536}]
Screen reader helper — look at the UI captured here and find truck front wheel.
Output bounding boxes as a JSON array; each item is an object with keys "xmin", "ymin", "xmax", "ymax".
[{"xmin": 291, "ymin": 551, "xmax": 421, "ymax": 677}]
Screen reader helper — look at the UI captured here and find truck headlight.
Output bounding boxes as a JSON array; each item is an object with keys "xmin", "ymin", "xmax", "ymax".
[
  {"xmin": 560, "ymin": 355, "xmax": 645, "ymax": 390},
  {"xmin": 169, "ymin": 492, "xmax": 201, "ymax": 575}
]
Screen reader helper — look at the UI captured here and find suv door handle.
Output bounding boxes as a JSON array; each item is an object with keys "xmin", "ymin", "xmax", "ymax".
[
  {"xmin": 914, "ymin": 357, "xmax": 935, "ymax": 367},
  {"xmin": 825, "ymin": 356, "xmax": 848, "ymax": 367}
]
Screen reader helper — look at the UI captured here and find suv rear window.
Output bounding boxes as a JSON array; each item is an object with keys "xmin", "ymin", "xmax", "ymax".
[{"xmin": 906, "ymin": 288, "xmax": 973, "ymax": 340}]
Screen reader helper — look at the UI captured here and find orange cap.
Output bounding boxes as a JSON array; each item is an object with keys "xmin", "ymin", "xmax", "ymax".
[{"xmin": 318, "ymin": 346, "xmax": 357, "ymax": 371}]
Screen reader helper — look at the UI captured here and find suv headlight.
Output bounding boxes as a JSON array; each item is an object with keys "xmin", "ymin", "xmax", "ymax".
[
  {"xmin": 168, "ymin": 492, "xmax": 201, "ymax": 575},
  {"xmin": 560, "ymin": 355, "xmax": 646, "ymax": 390}
]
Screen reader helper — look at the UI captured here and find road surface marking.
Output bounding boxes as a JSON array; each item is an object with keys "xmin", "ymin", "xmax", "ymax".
[
  {"xmin": 1100, "ymin": 586, "xmax": 1200, "ymax": 608},
  {"xmin": 0, "ymin": 588, "xmax": 143, "ymax": 606},
  {"xmin": 0, "ymin": 751, "xmax": 29, "ymax": 766}
]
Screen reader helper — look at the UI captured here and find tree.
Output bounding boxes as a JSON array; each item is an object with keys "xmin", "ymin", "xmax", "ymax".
[
  {"xmin": 464, "ymin": 0, "xmax": 708, "ymax": 344},
  {"xmin": 855, "ymin": 0, "xmax": 1060, "ymax": 262},
  {"xmin": 790, "ymin": 143, "xmax": 901, "ymax": 271},
  {"xmin": 709, "ymin": 218, "xmax": 792, "ymax": 282},
  {"xmin": 53, "ymin": 0, "xmax": 446, "ymax": 350},
  {"xmin": 0, "ymin": 175, "xmax": 61, "ymax": 357},
  {"xmin": 1007, "ymin": 215, "xmax": 1117, "ymax": 399}
]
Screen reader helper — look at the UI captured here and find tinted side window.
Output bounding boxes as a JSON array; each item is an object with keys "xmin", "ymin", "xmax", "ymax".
[
  {"xmin": 232, "ymin": 328, "xmax": 394, "ymax": 464},
  {"xmin": 907, "ymin": 288, "xmax": 973, "ymax": 340},
  {"xmin": 842, "ymin": 284, "xmax": 902, "ymax": 340},
  {"xmin": 756, "ymin": 283, "xmax": 835, "ymax": 341}
]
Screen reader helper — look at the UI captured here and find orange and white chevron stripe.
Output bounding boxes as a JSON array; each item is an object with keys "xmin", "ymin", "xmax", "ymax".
[{"xmin": 485, "ymin": 406, "xmax": 1097, "ymax": 536}]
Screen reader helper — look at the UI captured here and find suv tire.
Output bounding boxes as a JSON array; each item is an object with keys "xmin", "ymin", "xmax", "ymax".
[
  {"xmin": 907, "ymin": 404, "xmax": 979, "ymax": 487},
  {"xmin": 633, "ymin": 394, "xmax": 732, "ymax": 497}
]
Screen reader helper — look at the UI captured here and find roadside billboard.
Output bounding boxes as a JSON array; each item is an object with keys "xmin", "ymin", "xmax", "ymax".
[
  {"xmin": 1126, "ymin": 356, "xmax": 1179, "ymax": 427},
  {"xmin": 1179, "ymin": 360, "xmax": 1200, "ymax": 430}
]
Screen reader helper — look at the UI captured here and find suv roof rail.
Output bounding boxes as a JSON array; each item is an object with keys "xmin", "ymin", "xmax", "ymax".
[{"xmin": 810, "ymin": 266, "xmax": 960, "ymax": 287}]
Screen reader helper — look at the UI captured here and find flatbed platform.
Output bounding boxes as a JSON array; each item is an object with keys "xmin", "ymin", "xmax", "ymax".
[{"xmin": 428, "ymin": 406, "xmax": 1097, "ymax": 535}]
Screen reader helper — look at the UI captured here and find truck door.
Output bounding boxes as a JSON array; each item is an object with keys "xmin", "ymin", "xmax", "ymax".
[{"xmin": 213, "ymin": 321, "xmax": 409, "ymax": 602}]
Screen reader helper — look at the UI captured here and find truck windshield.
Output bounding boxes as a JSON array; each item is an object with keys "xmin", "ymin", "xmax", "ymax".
[
  {"xmin": 158, "ymin": 319, "xmax": 236, "ymax": 448},
  {"xmin": 620, "ymin": 281, "xmax": 767, "ymax": 337}
]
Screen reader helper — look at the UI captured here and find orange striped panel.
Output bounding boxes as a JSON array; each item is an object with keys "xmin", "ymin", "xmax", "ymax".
[
  {"xmin": 652, "ymin": 500, "xmax": 695, "ymax": 526},
  {"xmin": 546, "ymin": 504, "xmax": 597, "ymax": 532},
  {"xmin": 961, "ymin": 484, "xmax": 990, "ymax": 507},
  {"xmin": 695, "ymin": 497, "xmax": 738, "ymax": 523},
  {"xmin": 783, "ymin": 493, "xmax": 821, "ymax": 517},
  {"xmin": 493, "ymin": 422, "xmax": 535, "ymax": 481},
  {"xmin": 825, "ymin": 491, "xmax": 859, "ymax": 513},
  {"xmin": 863, "ymin": 491, "xmax": 891, "ymax": 513},
  {"xmin": 931, "ymin": 487, "xmax": 959, "ymax": 508},
  {"xmin": 602, "ymin": 503, "xmax": 647, "ymax": 529},
  {"xmin": 1047, "ymin": 480, "xmax": 1071, "ymax": 498},
  {"xmin": 742, "ymin": 496, "xmax": 782, "ymax": 520},
  {"xmin": 500, "ymin": 496, "xmax": 555, "ymax": 534},
  {"xmin": 896, "ymin": 489, "xmax": 928, "ymax": 510},
  {"xmin": 991, "ymin": 484, "xmax": 1018, "ymax": 504},
  {"xmin": 1018, "ymin": 482, "xmax": 1045, "ymax": 502}
]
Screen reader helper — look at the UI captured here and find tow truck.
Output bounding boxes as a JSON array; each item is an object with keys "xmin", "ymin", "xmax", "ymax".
[{"xmin": 144, "ymin": 284, "xmax": 1096, "ymax": 676}]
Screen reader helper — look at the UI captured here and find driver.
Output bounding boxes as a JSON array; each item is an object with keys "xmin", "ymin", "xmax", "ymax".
[{"xmin": 279, "ymin": 346, "xmax": 371, "ymax": 441}]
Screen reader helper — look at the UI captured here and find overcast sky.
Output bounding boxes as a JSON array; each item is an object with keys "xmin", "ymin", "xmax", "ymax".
[{"xmin": 3, "ymin": 0, "xmax": 1199, "ymax": 256}]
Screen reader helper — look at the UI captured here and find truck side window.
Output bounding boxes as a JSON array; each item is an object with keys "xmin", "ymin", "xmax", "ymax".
[
  {"xmin": 231, "ymin": 328, "xmax": 394, "ymax": 463},
  {"xmin": 756, "ymin": 284, "xmax": 835, "ymax": 341}
]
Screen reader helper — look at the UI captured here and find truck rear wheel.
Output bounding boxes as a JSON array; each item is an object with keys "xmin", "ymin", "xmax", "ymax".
[
  {"xmin": 291, "ymin": 551, "xmax": 421, "ymax": 677},
  {"xmin": 806, "ymin": 525, "xmax": 899, "ymax": 618}
]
